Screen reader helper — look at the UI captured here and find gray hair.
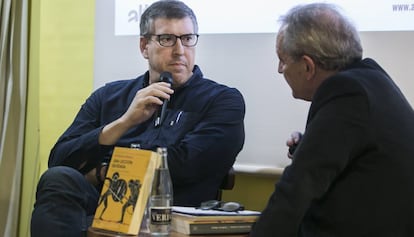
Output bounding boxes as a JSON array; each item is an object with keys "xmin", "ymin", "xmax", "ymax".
[
  {"xmin": 140, "ymin": 0, "xmax": 198, "ymax": 36},
  {"xmin": 278, "ymin": 3, "xmax": 363, "ymax": 70}
]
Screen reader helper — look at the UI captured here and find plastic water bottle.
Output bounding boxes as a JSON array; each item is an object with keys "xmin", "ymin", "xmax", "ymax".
[{"xmin": 149, "ymin": 147, "xmax": 173, "ymax": 235}]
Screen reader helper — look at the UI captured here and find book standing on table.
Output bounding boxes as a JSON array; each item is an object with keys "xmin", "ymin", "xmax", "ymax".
[{"xmin": 92, "ymin": 147, "xmax": 161, "ymax": 235}]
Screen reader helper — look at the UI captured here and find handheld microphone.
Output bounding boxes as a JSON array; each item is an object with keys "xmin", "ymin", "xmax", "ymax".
[{"xmin": 154, "ymin": 71, "xmax": 173, "ymax": 127}]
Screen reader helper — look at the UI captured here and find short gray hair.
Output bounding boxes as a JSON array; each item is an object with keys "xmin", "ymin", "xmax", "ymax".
[
  {"xmin": 140, "ymin": 0, "xmax": 198, "ymax": 36},
  {"xmin": 278, "ymin": 3, "xmax": 363, "ymax": 70}
]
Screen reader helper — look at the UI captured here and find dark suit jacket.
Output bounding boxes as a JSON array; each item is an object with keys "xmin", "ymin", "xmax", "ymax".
[{"xmin": 251, "ymin": 58, "xmax": 414, "ymax": 237}]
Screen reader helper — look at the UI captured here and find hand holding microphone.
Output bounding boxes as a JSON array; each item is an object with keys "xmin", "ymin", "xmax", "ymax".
[
  {"xmin": 154, "ymin": 72, "xmax": 173, "ymax": 127},
  {"xmin": 100, "ymin": 72, "xmax": 173, "ymax": 145},
  {"xmin": 287, "ymin": 131, "xmax": 303, "ymax": 159}
]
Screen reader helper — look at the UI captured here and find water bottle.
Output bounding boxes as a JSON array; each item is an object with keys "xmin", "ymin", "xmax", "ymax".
[{"xmin": 149, "ymin": 147, "xmax": 173, "ymax": 235}]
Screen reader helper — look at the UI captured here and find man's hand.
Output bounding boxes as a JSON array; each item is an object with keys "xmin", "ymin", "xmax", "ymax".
[
  {"xmin": 120, "ymin": 82, "xmax": 174, "ymax": 127},
  {"xmin": 286, "ymin": 131, "xmax": 303, "ymax": 159},
  {"xmin": 98, "ymin": 82, "xmax": 173, "ymax": 145},
  {"xmin": 84, "ymin": 163, "xmax": 108, "ymax": 187}
]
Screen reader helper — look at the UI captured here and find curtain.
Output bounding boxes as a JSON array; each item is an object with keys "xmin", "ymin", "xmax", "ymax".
[{"xmin": 0, "ymin": 0, "xmax": 28, "ymax": 236}]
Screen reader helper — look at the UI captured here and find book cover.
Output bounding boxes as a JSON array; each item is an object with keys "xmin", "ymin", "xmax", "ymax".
[
  {"xmin": 92, "ymin": 147, "xmax": 160, "ymax": 235},
  {"xmin": 171, "ymin": 212, "xmax": 258, "ymax": 235}
]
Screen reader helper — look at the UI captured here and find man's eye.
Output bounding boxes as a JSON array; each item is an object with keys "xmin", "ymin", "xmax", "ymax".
[
  {"xmin": 160, "ymin": 35, "xmax": 173, "ymax": 42},
  {"xmin": 182, "ymin": 36, "xmax": 192, "ymax": 42}
]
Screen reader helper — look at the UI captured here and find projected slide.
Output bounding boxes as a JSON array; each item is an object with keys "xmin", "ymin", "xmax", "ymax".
[{"xmin": 115, "ymin": 0, "xmax": 414, "ymax": 35}]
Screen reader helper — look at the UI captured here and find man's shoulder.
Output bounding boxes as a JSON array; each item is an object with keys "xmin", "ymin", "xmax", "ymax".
[
  {"xmin": 104, "ymin": 77, "xmax": 142, "ymax": 89},
  {"xmin": 196, "ymin": 77, "xmax": 242, "ymax": 95},
  {"xmin": 192, "ymin": 65, "xmax": 240, "ymax": 93},
  {"xmin": 187, "ymin": 78, "xmax": 245, "ymax": 111},
  {"xmin": 94, "ymin": 76, "xmax": 143, "ymax": 95}
]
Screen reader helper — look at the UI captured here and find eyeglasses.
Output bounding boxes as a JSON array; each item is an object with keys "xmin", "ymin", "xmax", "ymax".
[
  {"xmin": 146, "ymin": 34, "xmax": 199, "ymax": 47},
  {"xmin": 198, "ymin": 200, "xmax": 245, "ymax": 212}
]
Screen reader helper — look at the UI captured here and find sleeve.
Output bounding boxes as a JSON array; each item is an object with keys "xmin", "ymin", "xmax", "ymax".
[
  {"xmin": 48, "ymin": 87, "xmax": 112, "ymax": 170},
  {"xmin": 167, "ymin": 88, "xmax": 246, "ymax": 185},
  {"xmin": 250, "ymin": 88, "xmax": 370, "ymax": 236}
]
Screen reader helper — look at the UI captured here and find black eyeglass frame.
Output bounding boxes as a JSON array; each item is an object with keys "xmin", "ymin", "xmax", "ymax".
[
  {"xmin": 145, "ymin": 33, "xmax": 200, "ymax": 47},
  {"xmin": 197, "ymin": 200, "xmax": 245, "ymax": 212}
]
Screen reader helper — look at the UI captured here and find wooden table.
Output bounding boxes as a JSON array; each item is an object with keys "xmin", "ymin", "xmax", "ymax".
[{"xmin": 88, "ymin": 227, "xmax": 249, "ymax": 237}]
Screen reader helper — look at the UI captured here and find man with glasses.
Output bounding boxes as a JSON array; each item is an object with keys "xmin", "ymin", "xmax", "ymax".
[{"xmin": 31, "ymin": 1, "xmax": 245, "ymax": 236}]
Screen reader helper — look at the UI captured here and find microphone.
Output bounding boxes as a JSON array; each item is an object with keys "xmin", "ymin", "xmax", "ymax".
[
  {"xmin": 288, "ymin": 133, "xmax": 302, "ymax": 156},
  {"xmin": 154, "ymin": 71, "xmax": 173, "ymax": 127}
]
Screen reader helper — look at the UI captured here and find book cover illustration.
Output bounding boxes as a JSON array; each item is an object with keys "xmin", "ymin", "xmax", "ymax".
[{"xmin": 92, "ymin": 147, "xmax": 160, "ymax": 235}]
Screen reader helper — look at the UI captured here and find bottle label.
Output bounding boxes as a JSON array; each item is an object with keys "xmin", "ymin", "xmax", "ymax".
[{"xmin": 150, "ymin": 207, "xmax": 172, "ymax": 225}]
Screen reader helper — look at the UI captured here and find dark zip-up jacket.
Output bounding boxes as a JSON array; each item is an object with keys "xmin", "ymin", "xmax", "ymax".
[{"xmin": 48, "ymin": 65, "xmax": 245, "ymax": 206}]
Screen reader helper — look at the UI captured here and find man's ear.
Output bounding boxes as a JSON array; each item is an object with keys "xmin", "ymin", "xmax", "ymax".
[
  {"xmin": 140, "ymin": 37, "xmax": 149, "ymax": 59},
  {"xmin": 302, "ymin": 55, "xmax": 316, "ymax": 80}
]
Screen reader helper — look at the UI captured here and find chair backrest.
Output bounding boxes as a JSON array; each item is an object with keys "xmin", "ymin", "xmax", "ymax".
[{"xmin": 216, "ymin": 167, "xmax": 235, "ymax": 200}]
